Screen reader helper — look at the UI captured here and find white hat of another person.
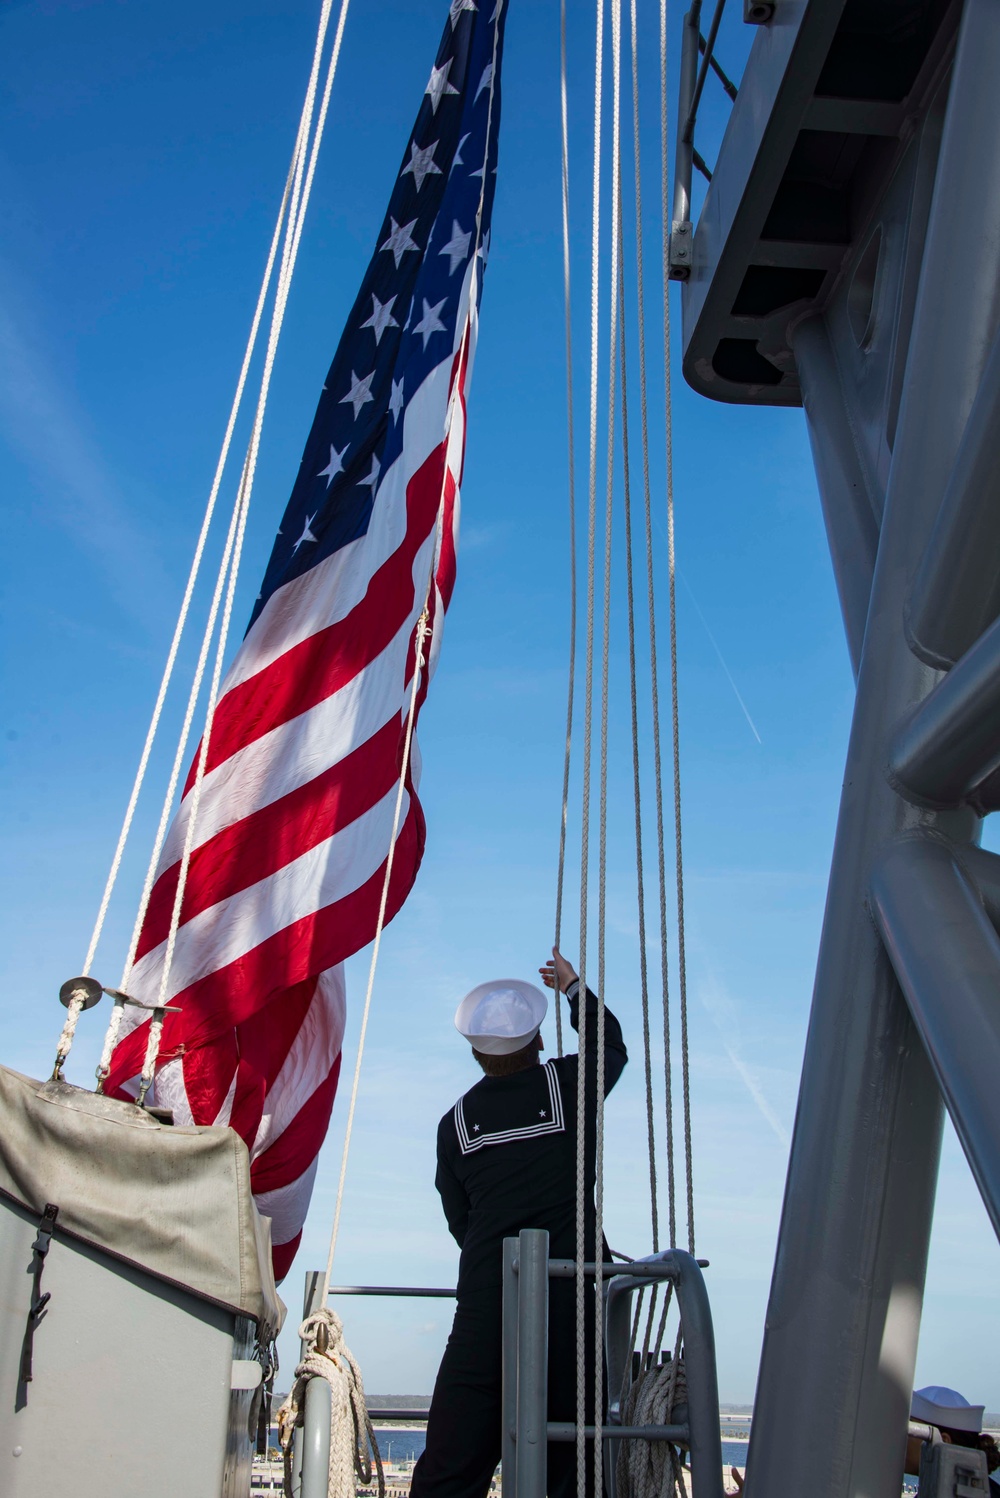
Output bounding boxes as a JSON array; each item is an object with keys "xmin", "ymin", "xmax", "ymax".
[
  {"xmin": 454, "ymin": 980, "xmax": 548, "ymax": 1056},
  {"xmin": 910, "ymin": 1386, "xmax": 985, "ymax": 1433}
]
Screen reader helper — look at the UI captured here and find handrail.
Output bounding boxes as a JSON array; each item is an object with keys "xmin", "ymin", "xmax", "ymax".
[{"xmin": 670, "ymin": 0, "xmax": 771, "ymax": 279}]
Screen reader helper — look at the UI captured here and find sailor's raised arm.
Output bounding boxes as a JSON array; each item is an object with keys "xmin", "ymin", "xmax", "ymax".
[{"xmin": 539, "ymin": 947, "xmax": 628, "ymax": 1095}]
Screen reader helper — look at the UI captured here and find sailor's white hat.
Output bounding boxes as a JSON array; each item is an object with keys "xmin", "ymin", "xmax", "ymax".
[
  {"xmin": 454, "ymin": 980, "xmax": 548, "ymax": 1056},
  {"xmin": 910, "ymin": 1386, "xmax": 984, "ymax": 1433}
]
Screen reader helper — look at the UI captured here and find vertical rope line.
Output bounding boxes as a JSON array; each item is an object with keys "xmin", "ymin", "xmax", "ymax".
[
  {"xmin": 322, "ymin": 601, "xmax": 433, "ymax": 1300},
  {"xmin": 660, "ymin": 0, "xmax": 694, "ymax": 1255},
  {"xmin": 82, "ymin": 131, "xmax": 306, "ymax": 983},
  {"xmin": 576, "ymin": 0, "xmax": 605, "ymax": 1485},
  {"xmin": 617, "ymin": 228, "xmax": 658, "ymax": 1258},
  {"xmin": 594, "ymin": 6, "xmax": 622, "ymax": 1492},
  {"xmin": 126, "ymin": 0, "xmax": 355, "ymax": 1022},
  {"xmin": 634, "ymin": 0, "xmax": 677, "ymax": 1249},
  {"xmin": 320, "ymin": 8, "xmax": 503, "ymax": 1291},
  {"xmin": 111, "ymin": 0, "xmax": 352, "ymax": 1004},
  {"xmin": 553, "ymin": 0, "xmax": 578, "ymax": 1061}
]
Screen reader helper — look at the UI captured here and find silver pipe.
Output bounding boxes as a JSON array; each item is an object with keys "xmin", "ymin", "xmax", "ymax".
[
  {"xmin": 501, "ymin": 1237, "xmax": 519, "ymax": 1498},
  {"xmin": 890, "ymin": 610, "xmax": 1000, "ymax": 807},
  {"xmin": 672, "ymin": 5, "xmax": 702, "ymax": 228},
  {"xmin": 871, "ymin": 835, "xmax": 1000, "ymax": 1241},
  {"xmin": 514, "ymin": 1229, "xmax": 550, "ymax": 1498},
  {"xmin": 907, "ymin": 322, "xmax": 1000, "ymax": 668}
]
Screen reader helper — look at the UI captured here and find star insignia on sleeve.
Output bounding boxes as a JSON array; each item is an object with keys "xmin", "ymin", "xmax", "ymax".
[
  {"xmin": 360, "ymin": 293, "xmax": 399, "ymax": 345},
  {"xmin": 539, "ymin": 1109, "xmax": 547, "ymax": 1118},
  {"xmin": 317, "ymin": 442, "xmax": 348, "ymax": 487},
  {"xmin": 402, "ymin": 139, "xmax": 443, "ymax": 192},
  {"xmin": 340, "ymin": 369, "xmax": 375, "ymax": 419},
  {"xmin": 473, "ymin": 1123, "xmax": 481, "ymax": 1132},
  {"xmin": 426, "ymin": 59, "xmax": 459, "ymax": 114},
  {"xmin": 380, "ymin": 217, "xmax": 420, "ymax": 268},
  {"xmin": 412, "ymin": 297, "xmax": 448, "ymax": 349},
  {"xmin": 439, "ymin": 220, "xmax": 471, "ymax": 275}
]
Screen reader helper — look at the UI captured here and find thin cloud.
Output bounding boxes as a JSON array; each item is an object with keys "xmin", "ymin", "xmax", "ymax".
[
  {"xmin": 697, "ymin": 971, "xmax": 790, "ymax": 1148},
  {"xmin": 0, "ymin": 271, "xmax": 173, "ymax": 630}
]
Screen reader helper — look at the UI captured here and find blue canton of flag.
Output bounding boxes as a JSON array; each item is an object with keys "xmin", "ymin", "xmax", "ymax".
[{"xmin": 250, "ymin": 0, "xmax": 506, "ymax": 626}]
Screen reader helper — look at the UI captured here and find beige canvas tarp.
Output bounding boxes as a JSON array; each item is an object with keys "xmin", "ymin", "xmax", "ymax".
[{"xmin": 0, "ymin": 1064, "xmax": 284, "ymax": 1338}]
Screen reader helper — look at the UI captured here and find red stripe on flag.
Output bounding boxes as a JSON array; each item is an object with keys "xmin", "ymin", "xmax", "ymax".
[
  {"xmin": 250, "ymin": 1054, "xmax": 341, "ymax": 1197},
  {"xmin": 184, "ymin": 442, "xmax": 448, "ymax": 789},
  {"xmin": 272, "ymin": 1233, "xmax": 302, "ymax": 1283},
  {"xmin": 104, "ymin": 802, "xmax": 424, "ymax": 1091},
  {"xmin": 137, "ymin": 715, "xmax": 408, "ymax": 961}
]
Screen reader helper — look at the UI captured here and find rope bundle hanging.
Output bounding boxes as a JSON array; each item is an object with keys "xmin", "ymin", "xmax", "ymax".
[
  {"xmin": 277, "ymin": 1309, "xmax": 385, "ymax": 1498},
  {"xmin": 616, "ymin": 1355, "xmax": 689, "ymax": 1498}
]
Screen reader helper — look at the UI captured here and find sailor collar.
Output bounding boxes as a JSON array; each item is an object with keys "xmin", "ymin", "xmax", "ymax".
[{"xmin": 454, "ymin": 1060, "xmax": 566, "ymax": 1155}]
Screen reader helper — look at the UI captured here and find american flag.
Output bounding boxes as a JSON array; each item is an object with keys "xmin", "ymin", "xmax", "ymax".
[{"xmin": 107, "ymin": 0, "xmax": 507, "ymax": 1279}]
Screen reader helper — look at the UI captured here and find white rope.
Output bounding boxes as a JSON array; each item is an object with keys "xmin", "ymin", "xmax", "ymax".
[
  {"xmin": 318, "ymin": 11, "xmax": 504, "ymax": 1291},
  {"xmin": 91, "ymin": 0, "xmax": 354, "ymax": 1085},
  {"xmin": 659, "ymin": 0, "xmax": 695, "ymax": 1255},
  {"xmin": 82, "ymin": 0, "xmax": 351, "ymax": 996},
  {"xmin": 553, "ymin": 0, "xmax": 577, "ymax": 1062},
  {"xmin": 594, "ymin": 8, "xmax": 622, "ymax": 1495},
  {"xmin": 52, "ymin": 992, "xmax": 87, "ymax": 1082},
  {"xmin": 617, "ymin": 236, "xmax": 659, "ymax": 1258},
  {"xmin": 575, "ymin": 0, "xmax": 605, "ymax": 1482},
  {"xmin": 277, "ymin": 1309, "xmax": 385, "ymax": 1498},
  {"xmin": 320, "ymin": 602, "xmax": 432, "ymax": 1299},
  {"xmin": 616, "ymin": 1350, "xmax": 688, "ymax": 1498}
]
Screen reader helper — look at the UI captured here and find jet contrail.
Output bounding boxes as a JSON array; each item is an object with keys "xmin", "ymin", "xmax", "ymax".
[{"xmin": 678, "ymin": 571, "xmax": 763, "ymax": 745}]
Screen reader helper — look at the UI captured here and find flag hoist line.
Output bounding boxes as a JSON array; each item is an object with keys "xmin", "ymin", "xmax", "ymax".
[
  {"xmin": 560, "ymin": 0, "xmax": 695, "ymax": 1490},
  {"xmin": 52, "ymin": 0, "xmax": 356, "ymax": 1086}
]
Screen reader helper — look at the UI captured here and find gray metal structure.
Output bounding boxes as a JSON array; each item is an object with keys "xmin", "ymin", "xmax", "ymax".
[
  {"xmin": 678, "ymin": 0, "xmax": 1000, "ymax": 1495},
  {"xmin": 500, "ymin": 1231, "xmax": 723, "ymax": 1498}
]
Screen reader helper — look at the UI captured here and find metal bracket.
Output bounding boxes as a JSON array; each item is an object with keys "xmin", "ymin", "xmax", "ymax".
[
  {"xmin": 669, "ymin": 221, "xmax": 693, "ymax": 280},
  {"xmin": 17, "ymin": 1201, "xmax": 59, "ymax": 1405}
]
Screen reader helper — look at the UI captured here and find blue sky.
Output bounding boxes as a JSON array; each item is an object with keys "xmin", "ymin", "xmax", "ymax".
[{"xmin": 1, "ymin": 0, "xmax": 997, "ymax": 1405}]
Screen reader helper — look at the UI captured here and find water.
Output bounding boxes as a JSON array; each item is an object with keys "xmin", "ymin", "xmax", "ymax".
[{"xmin": 366, "ymin": 1429, "xmax": 750, "ymax": 1469}]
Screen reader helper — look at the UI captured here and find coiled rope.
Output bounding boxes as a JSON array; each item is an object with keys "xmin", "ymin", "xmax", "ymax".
[
  {"xmin": 617, "ymin": 1355, "xmax": 689, "ymax": 1498},
  {"xmin": 277, "ymin": 1309, "xmax": 385, "ymax": 1498}
]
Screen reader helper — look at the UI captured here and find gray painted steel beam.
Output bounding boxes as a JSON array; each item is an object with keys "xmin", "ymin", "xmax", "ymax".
[
  {"xmin": 907, "ymin": 325, "xmax": 1000, "ymax": 669},
  {"xmin": 501, "ymin": 1238, "xmax": 518, "ymax": 1498},
  {"xmin": 871, "ymin": 836, "xmax": 1000, "ymax": 1242},
  {"xmin": 514, "ymin": 1230, "xmax": 549, "ymax": 1498},
  {"xmin": 792, "ymin": 316, "xmax": 879, "ymax": 679},
  {"xmin": 889, "ymin": 611, "xmax": 1000, "ymax": 808},
  {"xmin": 746, "ymin": 3, "xmax": 1000, "ymax": 1495}
]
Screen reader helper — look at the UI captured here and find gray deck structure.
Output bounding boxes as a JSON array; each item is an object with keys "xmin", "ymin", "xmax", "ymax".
[{"xmin": 679, "ymin": 1, "xmax": 1000, "ymax": 1495}]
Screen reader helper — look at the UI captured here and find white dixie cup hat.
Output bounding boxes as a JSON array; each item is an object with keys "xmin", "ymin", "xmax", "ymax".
[
  {"xmin": 454, "ymin": 980, "xmax": 548, "ymax": 1056},
  {"xmin": 910, "ymin": 1386, "xmax": 985, "ymax": 1434}
]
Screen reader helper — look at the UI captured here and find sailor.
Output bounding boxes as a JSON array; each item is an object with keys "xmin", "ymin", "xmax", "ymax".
[
  {"xmin": 408, "ymin": 946, "xmax": 628, "ymax": 1498},
  {"xmin": 905, "ymin": 1386, "xmax": 1000, "ymax": 1494}
]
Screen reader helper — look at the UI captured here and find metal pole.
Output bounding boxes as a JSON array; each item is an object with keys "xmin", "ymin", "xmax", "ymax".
[
  {"xmin": 907, "ymin": 322, "xmax": 1000, "ymax": 668},
  {"xmin": 889, "ymin": 612, "xmax": 1000, "ymax": 807},
  {"xmin": 670, "ymin": 4, "xmax": 702, "ymax": 277},
  {"xmin": 502, "ymin": 1237, "xmax": 519, "ymax": 1498},
  {"xmin": 514, "ymin": 1229, "xmax": 549, "ymax": 1498},
  {"xmin": 293, "ymin": 1272, "xmax": 329, "ymax": 1498},
  {"xmin": 871, "ymin": 835, "xmax": 1000, "ymax": 1242},
  {"xmin": 792, "ymin": 317, "xmax": 879, "ymax": 680},
  {"xmin": 747, "ymin": 3, "xmax": 1000, "ymax": 1494}
]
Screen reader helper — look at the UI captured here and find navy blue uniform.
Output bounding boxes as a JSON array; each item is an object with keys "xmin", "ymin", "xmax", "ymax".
[{"xmin": 410, "ymin": 982, "xmax": 627, "ymax": 1498}]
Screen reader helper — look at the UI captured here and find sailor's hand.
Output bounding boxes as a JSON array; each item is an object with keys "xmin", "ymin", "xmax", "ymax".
[{"xmin": 539, "ymin": 946, "xmax": 578, "ymax": 994}]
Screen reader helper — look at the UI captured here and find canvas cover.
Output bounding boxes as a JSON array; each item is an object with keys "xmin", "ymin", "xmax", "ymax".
[{"xmin": 0, "ymin": 1064, "xmax": 284, "ymax": 1338}]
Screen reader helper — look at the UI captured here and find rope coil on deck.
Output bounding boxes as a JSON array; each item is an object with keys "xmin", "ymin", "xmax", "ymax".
[
  {"xmin": 277, "ymin": 1309, "xmax": 385, "ymax": 1498},
  {"xmin": 617, "ymin": 1354, "xmax": 688, "ymax": 1498}
]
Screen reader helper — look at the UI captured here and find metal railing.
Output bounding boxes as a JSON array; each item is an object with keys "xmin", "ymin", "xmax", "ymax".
[
  {"xmin": 670, "ymin": 0, "xmax": 768, "ymax": 279},
  {"xmin": 292, "ymin": 1274, "xmax": 456, "ymax": 1497},
  {"xmin": 501, "ymin": 1230, "xmax": 725, "ymax": 1498}
]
